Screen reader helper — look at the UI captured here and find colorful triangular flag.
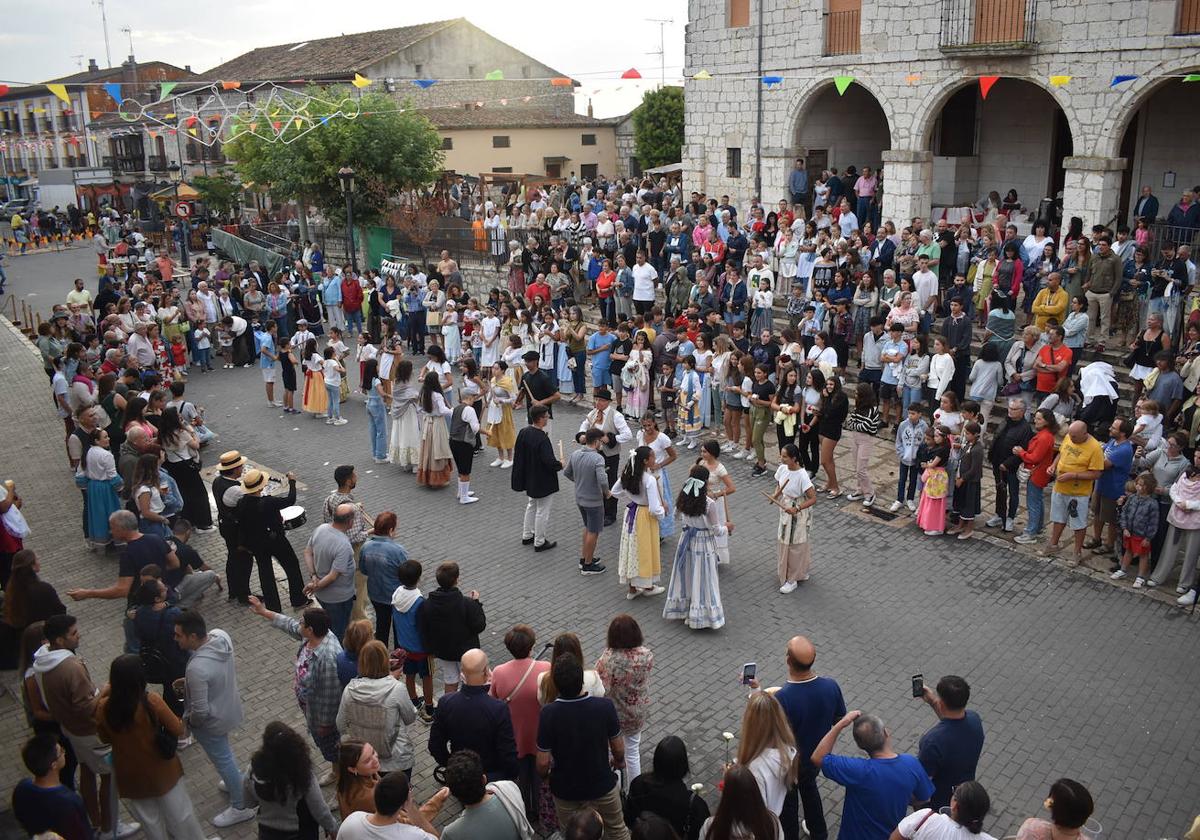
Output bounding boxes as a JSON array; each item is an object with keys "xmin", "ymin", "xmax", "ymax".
[
  {"xmin": 979, "ymin": 76, "xmax": 999, "ymax": 99},
  {"xmin": 103, "ymin": 82, "xmax": 122, "ymax": 102},
  {"xmin": 0, "ymin": 85, "xmax": 8, "ymax": 97},
  {"xmin": 1184, "ymin": 74, "xmax": 1200, "ymax": 82},
  {"xmin": 905, "ymin": 73, "xmax": 922, "ymax": 84},
  {"xmin": 692, "ymin": 70, "xmax": 712, "ymax": 80},
  {"xmin": 412, "ymin": 79, "xmax": 437, "ymax": 89},
  {"xmin": 160, "ymin": 81, "xmax": 178, "ymax": 100},
  {"xmin": 221, "ymin": 80, "xmax": 241, "ymax": 90},
  {"xmin": 761, "ymin": 75, "xmax": 784, "ymax": 88},
  {"xmin": 352, "ymin": 73, "xmax": 372, "ymax": 88},
  {"xmin": 1110, "ymin": 75, "xmax": 1138, "ymax": 87},
  {"xmin": 833, "ymin": 75, "xmax": 854, "ymax": 95},
  {"xmin": 621, "ymin": 68, "xmax": 642, "ymax": 79},
  {"xmin": 46, "ymin": 83, "xmax": 70, "ymax": 104},
  {"xmin": 550, "ymin": 77, "xmax": 573, "ymax": 86},
  {"xmin": 1049, "ymin": 75, "xmax": 1072, "ymax": 87},
  {"xmin": 485, "ymin": 69, "xmax": 504, "ymax": 81}
]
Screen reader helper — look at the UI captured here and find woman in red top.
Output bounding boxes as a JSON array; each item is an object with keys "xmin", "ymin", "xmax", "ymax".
[
  {"xmin": 1014, "ymin": 408, "xmax": 1059, "ymax": 543},
  {"xmin": 525, "ymin": 275, "xmax": 551, "ymax": 309},
  {"xmin": 595, "ymin": 259, "xmax": 617, "ymax": 324}
]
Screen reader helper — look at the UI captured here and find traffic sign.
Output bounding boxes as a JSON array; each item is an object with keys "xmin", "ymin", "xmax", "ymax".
[{"xmin": 174, "ymin": 201, "xmax": 191, "ymax": 218}]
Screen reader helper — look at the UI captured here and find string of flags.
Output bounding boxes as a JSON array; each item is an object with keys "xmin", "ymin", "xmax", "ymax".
[{"xmin": 677, "ymin": 70, "xmax": 1200, "ymax": 95}]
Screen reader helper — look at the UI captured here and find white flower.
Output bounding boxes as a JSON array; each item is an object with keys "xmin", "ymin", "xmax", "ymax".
[
  {"xmin": 691, "ymin": 783, "xmax": 704, "ymax": 793},
  {"xmin": 721, "ymin": 731, "xmax": 735, "ymax": 741}
]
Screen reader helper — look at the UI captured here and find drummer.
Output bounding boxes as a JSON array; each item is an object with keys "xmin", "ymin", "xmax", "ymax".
[
  {"xmin": 212, "ymin": 450, "xmax": 252, "ymax": 604},
  {"xmin": 234, "ymin": 468, "xmax": 310, "ymax": 611}
]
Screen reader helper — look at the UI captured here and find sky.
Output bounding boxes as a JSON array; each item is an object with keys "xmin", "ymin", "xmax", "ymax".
[{"xmin": 0, "ymin": 0, "xmax": 687, "ymax": 117}]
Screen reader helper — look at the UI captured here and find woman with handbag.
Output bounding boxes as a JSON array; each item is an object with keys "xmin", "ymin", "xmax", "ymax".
[
  {"xmin": 95, "ymin": 654, "xmax": 209, "ymax": 840},
  {"xmin": 157, "ymin": 408, "xmax": 212, "ymax": 531}
]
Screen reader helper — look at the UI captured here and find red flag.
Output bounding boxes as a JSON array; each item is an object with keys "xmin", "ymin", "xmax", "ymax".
[
  {"xmin": 621, "ymin": 68, "xmax": 642, "ymax": 79},
  {"xmin": 979, "ymin": 76, "xmax": 999, "ymax": 99}
]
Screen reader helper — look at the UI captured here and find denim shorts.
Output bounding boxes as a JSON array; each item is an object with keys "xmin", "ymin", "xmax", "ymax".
[{"xmin": 1050, "ymin": 491, "xmax": 1089, "ymax": 530}]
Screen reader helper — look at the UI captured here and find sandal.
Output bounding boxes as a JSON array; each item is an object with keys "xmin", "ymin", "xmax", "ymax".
[{"xmin": 825, "ymin": 489, "xmax": 841, "ymax": 500}]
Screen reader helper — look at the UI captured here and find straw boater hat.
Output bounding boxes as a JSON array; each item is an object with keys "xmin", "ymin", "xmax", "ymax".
[
  {"xmin": 241, "ymin": 469, "xmax": 268, "ymax": 495},
  {"xmin": 218, "ymin": 451, "xmax": 247, "ymax": 472}
]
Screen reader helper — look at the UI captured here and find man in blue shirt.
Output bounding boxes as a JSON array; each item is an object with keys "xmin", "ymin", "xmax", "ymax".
[
  {"xmin": 12, "ymin": 734, "xmax": 96, "ymax": 840},
  {"xmin": 771, "ymin": 636, "xmax": 846, "ymax": 840},
  {"xmin": 916, "ymin": 675, "xmax": 985, "ymax": 810},
  {"xmin": 789, "ymin": 157, "xmax": 810, "ymax": 213},
  {"xmin": 812, "ymin": 711, "xmax": 933, "ymax": 840},
  {"xmin": 256, "ymin": 319, "xmax": 280, "ymax": 407},
  {"xmin": 1086, "ymin": 418, "xmax": 1134, "ymax": 557}
]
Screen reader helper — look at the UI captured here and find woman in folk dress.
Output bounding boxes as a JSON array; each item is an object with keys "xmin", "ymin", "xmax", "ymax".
[
  {"xmin": 485, "ymin": 360, "xmax": 517, "ymax": 468},
  {"xmin": 388, "ymin": 359, "xmax": 421, "ymax": 473},
  {"xmin": 637, "ymin": 415, "xmax": 678, "ymax": 540},
  {"xmin": 301, "ymin": 338, "xmax": 328, "ymax": 417},
  {"xmin": 769, "ymin": 444, "xmax": 818, "ymax": 594},
  {"xmin": 416, "ymin": 371, "xmax": 454, "ymax": 488},
  {"xmin": 663, "ymin": 466, "xmax": 727, "ymax": 630},
  {"xmin": 612, "ymin": 446, "xmax": 667, "ymax": 601},
  {"xmin": 676, "ymin": 354, "xmax": 703, "ymax": 450},
  {"xmin": 699, "ymin": 440, "xmax": 736, "ymax": 565},
  {"xmin": 622, "ymin": 331, "xmax": 653, "ymax": 419}
]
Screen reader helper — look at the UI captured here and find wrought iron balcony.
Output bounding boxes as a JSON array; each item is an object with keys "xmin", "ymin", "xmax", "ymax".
[{"xmin": 940, "ymin": 0, "xmax": 1037, "ymax": 53}]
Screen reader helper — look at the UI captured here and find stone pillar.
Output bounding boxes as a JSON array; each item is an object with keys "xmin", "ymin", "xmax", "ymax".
[
  {"xmin": 1061, "ymin": 156, "xmax": 1126, "ymax": 229},
  {"xmin": 881, "ymin": 149, "xmax": 933, "ymax": 225}
]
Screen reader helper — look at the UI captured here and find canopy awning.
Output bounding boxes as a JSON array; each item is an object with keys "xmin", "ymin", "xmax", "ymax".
[{"xmin": 149, "ymin": 182, "xmax": 200, "ymax": 200}]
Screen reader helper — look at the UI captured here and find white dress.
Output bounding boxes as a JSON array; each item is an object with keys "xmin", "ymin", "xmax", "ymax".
[
  {"xmin": 663, "ymin": 498, "xmax": 727, "ymax": 629},
  {"xmin": 638, "ymin": 431, "xmax": 676, "ymax": 538},
  {"xmin": 479, "ymin": 316, "xmax": 501, "ymax": 367},
  {"xmin": 388, "ymin": 382, "xmax": 421, "ymax": 469}
]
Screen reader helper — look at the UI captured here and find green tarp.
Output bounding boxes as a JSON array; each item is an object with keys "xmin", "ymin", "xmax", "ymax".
[
  {"xmin": 366, "ymin": 226, "xmax": 393, "ymax": 271},
  {"xmin": 210, "ymin": 228, "xmax": 287, "ymax": 277}
]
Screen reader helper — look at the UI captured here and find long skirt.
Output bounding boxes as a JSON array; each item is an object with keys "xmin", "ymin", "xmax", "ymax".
[
  {"xmin": 302, "ymin": 371, "xmax": 328, "ymax": 415},
  {"xmin": 389, "ymin": 407, "xmax": 420, "ymax": 470},
  {"xmin": 163, "ymin": 459, "xmax": 213, "ymax": 528},
  {"xmin": 487, "ymin": 405, "xmax": 517, "ymax": 451},
  {"xmin": 443, "ymin": 326, "xmax": 462, "ymax": 363},
  {"xmin": 915, "ymin": 467, "xmax": 948, "ymax": 532},
  {"xmin": 663, "ymin": 526, "xmax": 725, "ymax": 629},
  {"xmin": 85, "ymin": 475, "xmax": 124, "ymax": 544},
  {"xmin": 777, "ymin": 502, "xmax": 812, "ymax": 584},
  {"xmin": 654, "ymin": 470, "xmax": 676, "ymax": 539},
  {"xmin": 678, "ymin": 398, "xmax": 702, "ymax": 436},
  {"xmin": 618, "ymin": 504, "xmax": 661, "ymax": 587},
  {"xmin": 750, "ymin": 306, "xmax": 774, "ymax": 336},
  {"xmin": 507, "ymin": 266, "xmax": 526, "ymax": 297},
  {"xmin": 625, "ymin": 380, "xmax": 649, "ymax": 419},
  {"xmin": 416, "ymin": 415, "xmax": 454, "ymax": 488}
]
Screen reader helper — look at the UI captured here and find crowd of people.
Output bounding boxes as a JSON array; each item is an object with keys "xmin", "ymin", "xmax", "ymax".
[{"xmin": 5, "ymin": 169, "xmax": 1200, "ymax": 840}]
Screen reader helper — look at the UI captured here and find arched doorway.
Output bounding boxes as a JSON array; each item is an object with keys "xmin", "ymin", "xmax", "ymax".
[
  {"xmin": 1113, "ymin": 74, "xmax": 1200, "ymax": 230},
  {"xmin": 923, "ymin": 79, "xmax": 1072, "ymax": 223},
  {"xmin": 794, "ymin": 82, "xmax": 890, "ymax": 209}
]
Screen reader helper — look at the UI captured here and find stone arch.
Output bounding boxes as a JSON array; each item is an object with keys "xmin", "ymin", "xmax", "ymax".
[
  {"xmin": 1099, "ymin": 58, "xmax": 1200, "ymax": 160},
  {"xmin": 909, "ymin": 75, "xmax": 1080, "ymax": 151},
  {"xmin": 787, "ymin": 77, "xmax": 894, "ymax": 186}
]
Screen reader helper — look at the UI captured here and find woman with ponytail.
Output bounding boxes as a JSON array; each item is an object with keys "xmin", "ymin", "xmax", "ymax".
[
  {"xmin": 663, "ymin": 465, "xmax": 727, "ymax": 629},
  {"xmin": 612, "ymin": 445, "xmax": 667, "ymax": 601},
  {"xmin": 890, "ymin": 780, "xmax": 995, "ymax": 839}
]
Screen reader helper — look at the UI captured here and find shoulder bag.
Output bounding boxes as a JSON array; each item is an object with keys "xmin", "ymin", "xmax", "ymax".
[{"xmin": 142, "ymin": 694, "xmax": 178, "ymax": 760}]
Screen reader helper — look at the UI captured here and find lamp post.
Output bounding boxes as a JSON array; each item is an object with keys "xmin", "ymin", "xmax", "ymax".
[{"xmin": 338, "ymin": 166, "xmax": 358, "ymax": 273}]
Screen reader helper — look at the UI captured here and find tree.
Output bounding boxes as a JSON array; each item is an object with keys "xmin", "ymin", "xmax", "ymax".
[
  {"xmin": 632, "ymin": 86, "xmax": 684, "ymax": 171},
  {"xmin": 192, "ymin": 175, "xmax": 241, "ymax": 219},
  {"xmin": 224, "ymin": 86, "xmax": 444, "ymax": 226}
]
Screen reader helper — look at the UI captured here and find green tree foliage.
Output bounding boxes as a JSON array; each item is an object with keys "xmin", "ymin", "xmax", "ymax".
[
  {"xmin": 224, "ymin": 87, "xmax": 444, "ymax": 225},
  {"xmin": 632, "ymin": 86, "xmax": 684, "ymax": 170},
  {"xmin": 191, "ymin": 175, "xmax": 241, "ymax": 219}
]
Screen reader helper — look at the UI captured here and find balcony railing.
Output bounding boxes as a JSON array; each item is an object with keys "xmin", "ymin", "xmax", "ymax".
[
  {"xmin": 940, "ymin": 0, "xmax": 1037, "ymax": 51},
  {"xmin": 1180, "ymin": 0, "xmax": 1200, "ymax": 33},
  {"xmin": 823, "ymin": 8, "xmax": 861, "ymax": 55},
  {"xmin": 148, "ymin": 155, "xmax": 168, "ymax": 171},
  {"xmin": 113, "ymin": 156, "xmax": 145, "ymax": 174}
]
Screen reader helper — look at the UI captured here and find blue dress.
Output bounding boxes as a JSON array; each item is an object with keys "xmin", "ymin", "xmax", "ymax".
[
  {"xmin": 80, "ymin": 449, "xmax": 123, "ymax": 545},
  {"xmin": 663, "ymin": 502, "xmax": 727, "ymax": 629}
]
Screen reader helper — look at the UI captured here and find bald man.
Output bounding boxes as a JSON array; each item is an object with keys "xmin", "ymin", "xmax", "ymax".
[
  {"xmin": 428, "ymin": 649, "xmax": 518, "ymax": 782},
  {"xmin": 771, "ymin": 636, "xmax": 846, "ymax": 840},
  {"xmin": 1043, "ymin": 420, "xmax": 1105, "ymax": 566}
]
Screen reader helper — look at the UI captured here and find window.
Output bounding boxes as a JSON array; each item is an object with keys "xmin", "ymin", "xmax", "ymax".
[
  {"xmin": 468, "ymin": 64, "xmax": 477, "ymax": 77},
  {"xmin": 726, "ymin": 147, "xmax": 742, "ymax": 178},
  {"xmin": 728, "ymin": 0, "xmax": 750, "ymax": 27},
  {"xmin": 492, "ymin": 135, "xmax": 510, "ymax": 148},
  {"xmin": 580, "ymin": 163, "xmax": 598, "ymax": 180},
  {"xmin": 492, "ymin": 167, "xmax": 513, "ymax": 173},
  {"xmin": 581, "ymin": 133, "xmax": 597, "ymax": 146},
  {"xmin": 414, "ymin": 63, "xmax": 423, "ymax": 76},
  {"xmin": 441, "ymin": 137, "xmax": 453, "ymax": 150}
]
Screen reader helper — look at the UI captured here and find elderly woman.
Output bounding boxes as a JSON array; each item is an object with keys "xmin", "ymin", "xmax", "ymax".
[
  {"xmin": 1004, "ymin": 326, "xmax": 1045, "ymax": 408},
  {"xmin": 423, "ymin": 280, "xmax": 446, "ymax": 348}
]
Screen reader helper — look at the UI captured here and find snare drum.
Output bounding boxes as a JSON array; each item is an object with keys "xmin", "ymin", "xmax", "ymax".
[{"xmin": 280, "ymin": 505, "xmax": 307, "ymax": 530}]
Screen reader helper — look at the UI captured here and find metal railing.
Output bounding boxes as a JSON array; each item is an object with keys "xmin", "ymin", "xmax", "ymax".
[
  {"xmin": 823, "ymin": 8, "xmax": 862, "ymax": 55},
  {"xmin": 148, "ymin": 156, "xmax": 168, "ymax": 171},
  {"xmin": 1145, "ymin": 222, "xmax": 1200, "ymax": 261},
  {"xmin": 1180, "ymin": 0, "xmax": 1200, "ymax": 32},
  {"xmin": 939, "ymin": 0, "xmax": 1036, "ymax": 48}
]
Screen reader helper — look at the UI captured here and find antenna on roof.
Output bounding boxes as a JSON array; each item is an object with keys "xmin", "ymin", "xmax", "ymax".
[
  {"xmin": 72, "ymin": 54, "xmax": 85, "ymax": 72},
  {"xmin": 645, "ymin": 17, "xmax": 674, "ymax": 89},
  {"xmin": 94, "ymin": 0, "xmax": 112, "ymax": 68}
]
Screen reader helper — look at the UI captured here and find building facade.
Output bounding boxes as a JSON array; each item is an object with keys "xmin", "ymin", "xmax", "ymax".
[{"xmin": 683, "ymin": 0, "xmax": 1200, "ymax": 228}]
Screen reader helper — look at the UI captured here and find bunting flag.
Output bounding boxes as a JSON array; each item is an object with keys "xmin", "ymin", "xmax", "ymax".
[
  {"xmin": 46, "ymin": 83, "xmax": 70, "ymax": 104},
  {"xmin": 160, "ymin": 81, "xmax": 178, "ymax": 100},
  {"xmin": 979, "ymin": 75, "xmax": 1000, "ymax": 99},
  {"xmin": 1185, "ymin": 74, "xmax": 1200, "ymax": 82},
  {"xmin": 1049, "ymin": 74, "xmax": 1072, "ymax": 87},
  {"xmin": 906, "ymin": 73, "xmax": 922, "ymax": 84},
  {"xmin": 485, "ymin": 69, "xmax": 504, "ymax": 81},
  {"xmin": 186, "ymin": 116, "xmax": 198, "ymax": 127},
  {"xmin": 761, "ymin": 75, "xmax": 784, "ymax": 88},
  {"xmin": 351, "ymin": 73, "xmax": 372, "ymax": 88},
  {"xmin": 221, "ymin": 80, "xmax": 241, "ymax": 90},
  {"xmin": 1110, "ymin": 75, "xmax": 1138, "ymax": 87},
  {"xmin": 320, "ymin": 116, "xmax": 330, "ymax": 125},
  {"xmin": 621, "ymin": 68, "xmax": 642, "ymax": 79},
  {"xmin": 91, "ymin": 110, "xmax": 101, "ymax": 119},
  {"xmin": 412, "ymin": 79, "xmax": 437, "ymax": 89},
  {"xmin": 103, "ymin": 82, "xmax": 122, "ymax": 102},
  {"xmin": 0, "ymin": 85, "xmax": 8, "ymax": 97},
  {"xmin": 499, "ymin": 98, "xmax": 508, "ymax": 106},
  {"xmin": 165, "ymin": 112, "xmax": 176, "ymax": 119},
  {"xmin": 272, "ymin": 121, "xmax": 282, "ymax": 130},
  {"xmin": 692, "ymin": 70, "xmax": 712, "ymax": 80},
  {"xmin": 550, "ymin": 77, "xmax": 573, "ymax": 86},
  {"xmin": 187, "ymin": 128, "xmax": 197, "ymax": 136},
  {"xmin": 294, "ymin": 118, "xmax": 302, "ymax": 127},
  {"xmin": 833, "ymin": 75, "xmax": 854, "ymax": 95}
]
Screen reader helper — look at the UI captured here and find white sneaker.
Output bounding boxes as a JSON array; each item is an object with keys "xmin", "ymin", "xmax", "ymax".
[
  {"xmin": 459, "ymin": 496, "xmax": 480, "ymax": 505},
  {"xmin": 325, "ymin": 418, "xmax": 333, "ymax": 425},
  {"xmin": 862, "ymin": 495, "xmax": 875, "ymax": 507},
  {"xmin": 333, "ymin": 418, "xmax": 348, "ymax": 426},
  {"xmin": 1003, "ymin": 519, "xmax": 1016, "ymax": 532},
  {"xmin": 1132, "ymin": 577, "xmax": 1147, "ymax": 589},
  {"xmin": 177, "ymin": 735, "xmax": 194, "ymax": 749},
  {"xmin": 1179, "ymin": 589, "xmax": 1198, "ymax": 606},
  {"xmin": 742, "ymin": 450, "xmax": 754, "ymax": 460},
  {"xmin": 889, "ymin": 500, "xmax": 904, "ymax": 513},
  {"xmin": 1014, "ymin": 533, "xmax": 1039, "ymax": 544},
  {"xmin": 732, "ymin": 449, "xmax": 747, "ymax": 459},
  {"xmin": 500, "ymin": 460, "xmax": 513, "ymax": 469},
  {"xmin": 687, "ymin": 440, "xmax": 698, "ymax": 450},
  {"xmin": 373, "ymin": 457, "xmax": 389, "ymax": 464},
  {"xmin": 217, "ymin": 778, "xmax": 227, "ymax": 793},
  {"xmin": 99, "ymin": 821, "xmax": 141, "ymax": 840},
  {"xmin": 643, "ymin": 585, "xmax": 666, "ymax": 597},
  {"xmin": 211, "ymin": 806, "xmax": 257, "ymax": 828},
  {"xmin": 986, "ymin": 515, "xmax": 1003, "ymax": 527},
  {"xmin": 779, "ymin": 581, "xmax": 798, "ymax": 594},
  {"xmin": 845, "ymin": 491, "xmax": 863, "ymax": 501},
  {"xmin": 906, "ymin": 499, "xmax": 918, "ymax": 512},
  {"xmin": 1177, "ymin": 585, "xmax": 1189, "ymax": 594},
  {"xmin": 272, "ymin": 401, "xmax": 284, "ymax": 407},
  {"xmin": 1110, "ymin": 569, "xmax": 1127, "ymax": 580},
  {"xmin": 490, "ymin": 458, "xmax": 503, "ymax": 467}
]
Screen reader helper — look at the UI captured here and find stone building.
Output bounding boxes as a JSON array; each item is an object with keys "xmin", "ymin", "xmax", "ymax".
[{"xmin": 683, "ymin": 0, "xmax": 1200, "ymax": 229}]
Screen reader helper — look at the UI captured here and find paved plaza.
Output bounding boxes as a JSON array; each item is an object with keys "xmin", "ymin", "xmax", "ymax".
[{"xmin": 1, "ymin": 250, "xmax": 1199, "ymax": 838}]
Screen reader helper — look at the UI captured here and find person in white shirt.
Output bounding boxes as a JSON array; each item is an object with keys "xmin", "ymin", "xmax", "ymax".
[
  {"xmin": 290, "ymin": 319, "xmax": 315, "ymax": 351},
  {"xmin": 912, "ymin": 255, "xmax": 940, "ymax": 331},
  {"xmin": 630, "ymin": 250, "xmax": 659, "ymax": 316},
  {"xmin": 337, "ymin": 771, "xmax": 445, "ymax": 840},
  {"xmin": 836, "ymin": 198, "xmax": 859, "ymax": 239}
]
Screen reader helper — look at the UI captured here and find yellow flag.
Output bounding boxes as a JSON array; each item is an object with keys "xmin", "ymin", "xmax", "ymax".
[
  {"xmin": 1049, "ymin": 75, "xmax": 1072, "ymax": 87},
  {"xmin": 692, "ymin": 70, "xmax": 712, "ymax": 80},
  {"xmin": 352, "ymin": 73, "xmax": 372, "ymax": 88},
  {"xmin": 47, "ymin": 83, "xmax": 71, "ymax": 104}
]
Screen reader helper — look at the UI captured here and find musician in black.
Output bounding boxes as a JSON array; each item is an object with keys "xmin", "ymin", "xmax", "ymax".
[
  {"xmin": 234, "ymin": 468, "xmax": 309, "ymax": 611},
  {"xmin": 212, "ymin": 450, "xmax": 251, "ymax": 604},
  {"xmin": 516, "ymin": 350, "xmax": 561, "ymax": 436}
]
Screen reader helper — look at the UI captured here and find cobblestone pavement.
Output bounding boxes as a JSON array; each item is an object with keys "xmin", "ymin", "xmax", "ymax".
[{"xmin": 2, "ymin": 252, "xmax": 1199, "ymax": 839}]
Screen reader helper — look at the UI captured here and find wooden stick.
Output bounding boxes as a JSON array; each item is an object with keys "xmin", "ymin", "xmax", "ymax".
[
  {"xmin": 558, "ymin": 439, "xmax": 565, "ymax": 461},
  {"xmin": 760, "ymin": 490, "xmax": 793, "ymax": 512}
]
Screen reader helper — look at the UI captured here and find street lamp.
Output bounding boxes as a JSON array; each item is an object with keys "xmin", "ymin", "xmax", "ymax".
[{"xmin": 338, "ymin": 166, "xmax": 358, "ymax": 273}]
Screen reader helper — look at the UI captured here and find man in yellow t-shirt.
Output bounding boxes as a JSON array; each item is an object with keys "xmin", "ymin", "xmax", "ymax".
[
  {"xmin": 1043, "ymin": 420, "xmax": 1105, "ymax": 565},
  {"xmin": 1030, "ymin": 271, "xmax": 1068, "ymax": 331}
]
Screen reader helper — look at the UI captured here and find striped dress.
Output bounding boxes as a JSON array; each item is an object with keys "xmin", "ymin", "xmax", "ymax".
[{"xmin": 663, "ymin": 500, "xmax": 727, "ymax": 630}]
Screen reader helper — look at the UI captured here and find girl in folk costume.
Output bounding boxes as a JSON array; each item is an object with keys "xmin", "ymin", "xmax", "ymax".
[
  {"xmin": 612, "ymin": 446, "xmax": 667, "ymax": 601},
  {"xmin": 328, "ymin": 327, "xmax": 351, "ymax": 403},
  {"xmin": 677, "ymin": 354, "xmax": 703, "ymax": 450},
  {"xmin": 699, "ymin": 440, "xmax": 736, "ymax": 565},
  {"xmin": 485, "ymin": 360, "xmax": 517, "ymax": 468},
  {"xmin": 441, "ymin": 301, "xmax": 462, "ymax": 364},
  {"xmin": 388, "ymin": 360, "xmax": 421, "ymax": 473},
  {"xmin": 769, "ymin": 444, "xmax": 818, "ymax": 593},
  {"xmin": 663, "ymin": 465, "xmax": 727, "ymax": 630},
  {"xmin": 83, "ymin": 428, "xmax": 124, "ymax": 549},
  {"xmin": 622, "ymin": 331, "xmax": 654, "ymax": 419},
  {"xmin": 416, "ymin": 371, "xmax": 454, "ymax": 488},
  {"xmin": 301, "ymin": 338, "xmax": 329, "ymax": 417},
  {"xmin": 637, "ymin": 415, "xmax": 678, "ymax": 540},
  {"xmin": 916, "ymin": 425, "xmax": 953, "ymax": 536}
]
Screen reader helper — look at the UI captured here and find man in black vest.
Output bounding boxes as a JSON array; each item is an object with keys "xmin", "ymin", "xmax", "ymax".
[
  {"xmin": 516, "ymin": 351, "xmax": 561, "ymax": 438},
  {"xmin": 212, "ymin": 451, "xmax": 252, "ymax": 604},
  {"xmin": 511, "ymin": 405, "xmax": 562, "ymax": 552}
]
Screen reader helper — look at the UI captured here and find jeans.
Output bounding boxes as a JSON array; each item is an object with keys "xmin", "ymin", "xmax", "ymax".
[
  {"xmin": 1024, "ymin": 478, "xmax": 1046, "ymax": 535},
  {"xmin": 600, "ymin": 296, "xmax": 616, "ymax": 325},
  {"xmin": 523, "ymin": 495, "xmax": 553, "ymax": 546},
  {"xmin": 325, "ymin": 384, "xmax": 340, "ymax": 419},
  {"xmin": 193, "ymin": 347, "xmax": 211, "ymax": 369},
  {"xmin": 571, "ymin": 350, "xmax": 587, "ymax": 395},
  {"xmin": 346, "ymin": 308, "xmax": 363, "ymax": 334},
  {"xmin": 316, "ymin": 596, "xmax": 354, "ymax": 642},
  {"xmin": 192, "ymin": 729, "xmax": 244, "ymax": 809},
  {"xmin": 902, "ymin": 385, "xmax": 922, "ymax": 414},
  {"xmin": 856, "ymin": 195, "xmax": 871, "ymax": 223},
  {"xmin": 897, "ymin": 462, "xmax": 919, "ymax": 502},
  {"xmin": 367, "ymin": 399, "xmax": 387, "ymax": 460},
  {"xmin": 781, "ymin": 764, "xmax": 828, "ymax": 840},
  {"xmin": 993, "ymin": 464, "xmax": 1020, "ymax": 520}
]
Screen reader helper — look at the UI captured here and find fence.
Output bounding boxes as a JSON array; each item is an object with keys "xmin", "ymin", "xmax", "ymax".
[
  {"xmin": 939, "ymin": 0, "xmax": 1036, "ymax": 48},
  {"xmin": 1146, "ymin": 222, "xmax": 1200, "ymax": 261},
  {"xmin": 823, "ymin": 8, "xmax": 861, "ymax": 56}
]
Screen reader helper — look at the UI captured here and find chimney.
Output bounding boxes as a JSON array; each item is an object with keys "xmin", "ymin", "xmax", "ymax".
[
  {"xmin": 587, "ymin": 98, "xmax": 594, "ymax": 119},
  {"xmin": 88, "ymin": 58, "xmax": 99, "ymax": 72},
  {"xmin": 184, "ymin": 65, "xmax": 192, "ymax": 73}
]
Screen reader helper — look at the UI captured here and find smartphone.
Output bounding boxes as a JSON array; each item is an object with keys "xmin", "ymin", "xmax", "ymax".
[
  {"xmin": 911, "ymin": 673, "xmax": 924, "ymax": 698},
  {"xmin": 741, "ymin": 662, "xmax": 757, "ymax": 686}
]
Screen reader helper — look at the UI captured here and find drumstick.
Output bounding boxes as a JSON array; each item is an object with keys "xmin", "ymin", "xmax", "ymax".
[
  {"xmin": 760, "ymin": 490, "xmax": 794, "ymax": 512},
  {"xmin": 558, "ymin": 439, "xmax": 565, "ymax": 462}
]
